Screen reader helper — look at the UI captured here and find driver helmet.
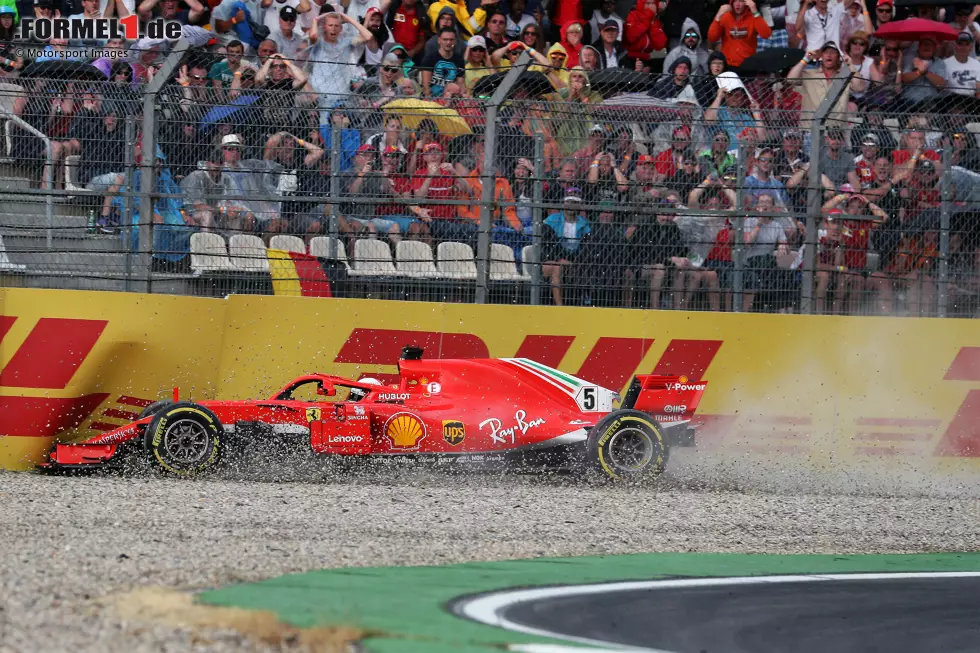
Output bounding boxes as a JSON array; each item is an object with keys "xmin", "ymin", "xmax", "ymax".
[{"xmin": 350, "ymin": 377, "xmax": 382, "ymax": 401}]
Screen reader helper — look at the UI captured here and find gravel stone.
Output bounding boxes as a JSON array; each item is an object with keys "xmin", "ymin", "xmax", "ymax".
[{"xmin": 3, "ymin": 460, "xmax": 980, "ymax": 653}]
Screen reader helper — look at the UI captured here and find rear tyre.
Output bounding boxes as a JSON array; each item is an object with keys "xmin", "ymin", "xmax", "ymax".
[
  {"xmin": 139, "ymin": 400, "xmax": 174, "ymax": 420},
  {"xmin": 586, "ymin": 410, "xmax": 667, "ymax": 481},
  {"xmin": 143, "ymin": 402, "xmax": 223, "ymax": 476}
]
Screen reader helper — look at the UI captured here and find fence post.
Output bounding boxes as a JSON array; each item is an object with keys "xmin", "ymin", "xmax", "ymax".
[
  {"xmin": 530, "ymin": 132, "xmax": 544, "ymax": 305},
  {"xmin": 138, "ymin": 38, "xmax": 190, "ymax": 293},
  {"xmin": 123, "ymin": 115, "xmax": 136, "ymax": 292},
  {"xmin": 938, "ymin": 144, "xmax": 952, "ymax": 318},
  {"xmin": 733, "ymin": 143, "xmax": 747, "ymax": 312},
  {"xmin": 800, "ymin": 73, "xmax": 852, "ymax": 315},
  {"xmin": 328, "ymin": 124, "xmax": 340, "ymax": 260},
  {"xmin": 475, "ymin": 52, "xmax": 532, "ymax": 304}
]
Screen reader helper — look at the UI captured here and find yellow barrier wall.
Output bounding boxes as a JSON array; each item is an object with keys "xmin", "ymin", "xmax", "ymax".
[{"xmin": 3, "ymin": 288, "xmax": 980, "ymax": 472}]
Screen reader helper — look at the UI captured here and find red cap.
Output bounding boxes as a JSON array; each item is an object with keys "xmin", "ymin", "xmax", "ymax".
[
  {"xmin": 637, "ymin": 154, "xmax": 655, "ymax": 164},
  {"xmin": 423, "ymin": 142, "xmax": 443, "ymax": 153},
  {"xmin": 877, "ymin": 0, "xmax": 892, "ymax": 6},
  {"xmin": 383, "ymin": 145, "xmax": 403, "ymax": 155},
  {"xmin": 357, "ymin": 143, "xmax": 376, "ymax": 153},
  {"xmin": 506, "ymin": 41, "xmax": 525, "ymax": 52}
]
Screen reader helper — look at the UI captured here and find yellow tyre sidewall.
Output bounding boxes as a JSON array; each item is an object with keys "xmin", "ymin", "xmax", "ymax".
[
  {"xmin": 147, "ymin": 405, "xmax": 221, "ymax": 476},
  {"xmin": 595, "ymin": 414, "xmax": 665, "ymax": 480}
]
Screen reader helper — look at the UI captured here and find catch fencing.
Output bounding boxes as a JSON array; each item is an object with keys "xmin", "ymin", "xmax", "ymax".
[{"xmin": 1, "ymin": 40, "xmax": 979, "ymax": 318}]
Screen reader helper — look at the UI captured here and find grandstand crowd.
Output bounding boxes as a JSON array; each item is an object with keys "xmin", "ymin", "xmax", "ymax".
[{"xmin": 2, "ymin": 0, "xmax": 980, "ymax": 314}]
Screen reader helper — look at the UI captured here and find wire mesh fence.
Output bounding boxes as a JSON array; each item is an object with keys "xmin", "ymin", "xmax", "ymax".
[{"xmin": 0, "ymin": 39, "xmax": 979, "ymax": 317}]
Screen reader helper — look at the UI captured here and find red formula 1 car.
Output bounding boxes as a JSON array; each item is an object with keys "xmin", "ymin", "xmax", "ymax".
[{"xmin": 44, "ymin": 347, "xmax": 708, "ymax": 480}]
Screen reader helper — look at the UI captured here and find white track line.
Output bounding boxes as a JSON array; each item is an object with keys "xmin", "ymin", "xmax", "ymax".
[{"xmin": 456, "ymin": 572, "xmax": 980, "ymax": 653}]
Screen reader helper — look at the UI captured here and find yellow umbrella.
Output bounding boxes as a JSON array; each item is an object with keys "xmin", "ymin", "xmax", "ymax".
[{"xmin": 381, "ymin": 98, "xmax": 473, "ymax": 137}]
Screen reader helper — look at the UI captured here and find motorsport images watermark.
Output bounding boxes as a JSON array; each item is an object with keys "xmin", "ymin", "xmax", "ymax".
[{"xmin": 18, "ymin": 16, "xmax": 181, "ymax": 41}]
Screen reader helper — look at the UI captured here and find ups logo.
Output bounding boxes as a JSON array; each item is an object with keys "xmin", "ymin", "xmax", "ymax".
[{"xmin": 442, "ymin": 420, "xmax": 465, "ymax": 446}]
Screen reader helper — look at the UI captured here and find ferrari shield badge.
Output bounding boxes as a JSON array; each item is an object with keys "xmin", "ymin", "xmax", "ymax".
[
  {"xmin": 385, "ymin": 413, "xmax": 427, "ymax": 450},
  {"xmin": 442, "ymin": 420, "xmax": 465, "ymax": 446},
  {"xmin": 305, "ymin": 407, "xmax": 321, "ymax": 423}
]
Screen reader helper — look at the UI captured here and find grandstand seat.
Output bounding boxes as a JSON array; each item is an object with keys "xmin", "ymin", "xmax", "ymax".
[
  {"xmin": 436, "ymin": 241, "xmax": 477, "ymax": 279},
  {"xmin": 520, "ymin": 245, "xmax": 537, "ymax": 280},
  {"xmin": 228, "ymin": 234, "xmax": 269, "ymax": 272},
  {"xmin": 269, "ymin": 234, "xmax": 306, "ymax": 254},
  {"xmin": 489, "ymin": 243, "xmax": 523, "ymax": 281},
  {"xmin": 0, "ymin": 234, "xmax": 26, "ymax": 271},
  {"xmin": 395, "ymin": 240, "xmax": 439, "ymax": 278},
  {"xmin": 309, "ymin": 236, "xmax": 352, "ymax": 270},
  {"xmin": 64, "ymin": 154, "xmax": 88, "ymax": 194},
  {"xmin": 190, "ymin": 232, "xmax": 235, "ymax": 273},
  {"xmin": 352, "ymin": 238, "xmax": 397, "ymax": 276}
]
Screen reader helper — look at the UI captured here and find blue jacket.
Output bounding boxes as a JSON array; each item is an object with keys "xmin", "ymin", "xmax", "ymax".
[
  {"xmin": 543, "ymin": 211, "xmax": 591, "ymax": 260},
  {"xmin": 113, "ymin": 167, "xmax": 192, "ymax": 262}
]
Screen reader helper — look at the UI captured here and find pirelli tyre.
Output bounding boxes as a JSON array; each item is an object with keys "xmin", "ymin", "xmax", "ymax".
[
  {"xmin": 586, "ymin": 410, "xmax": 667, "ymax": 481},
  {"xmin": 139, "ymin": 400, "xmax": 174, "ymax": 420},
  {"xmin": 143, "ymin": 402, "xmax": 223, "ymax": 476}
]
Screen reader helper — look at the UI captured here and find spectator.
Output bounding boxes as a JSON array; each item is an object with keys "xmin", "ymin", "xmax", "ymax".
[
  {"xmin": 865, "ymin": 38, "xmax": 903, "ymax": 109},
  {"xmin": 665, "ymin": 148, "xmax": 703, "ymax": 196},
  {"xmin": 819, "ymin": 188, "xmax": 888, "ymax": 313},
  {"xmin": 542, "ymin": 191, "xmax": 591, "ymax": 306},
  {"xmin": 623, "ymin": 0, "xmax": 667, "ymax": 67},
  {"xmin": 353, "ymin": 6, "xmax": 391, "ymax": 72},
  {"xmin": 793, "ymin": 0, "xmax": 843, "ymax": 51},
  {"xmin": 943, "ymin": 5, "xmax": 980, "ymax": 57},
  {"xmin": 269, "ymin": 5, "xmax": 308, "ymax": 60},
  {"xmin": 742, "ymin": 192, "xmax": 790, "ymax": 311},
  {"xmin": 868, "ymin": 0, "xmax": 894, "ymax": 55},
  {"xmin": 426, "ymin": 0, "xmax": 489, "ymax": 40},
  {"xmin": 518, "ymin": 22, "xmax": 544, "ymax": 52},
  {"xmin": 387, "ymin": 0, "xmax": 429, "ymax": 62},
  {"xmin": 944, "ymin": 30, "xmax": 980, "ymax": 97},
  {"xmin": 420, "ymin": 27, "xmax": 465, "ymax": 97},
  {"xmin": 840, "ymin": 0, "xmax": 873, "ymax": 49},
  {"xmin": 579, "ymin": 44, "xmax": 600, "ymax": 70},
  {"xmin": 579, "ymin": 200, "xmax": 630, "ymax": 307},
  {"xmin": 663, "ymin": 18, "xmax": 709, "ymax": 74},
  {"xmin": 698, "ymin": 129, "xmax": 737, "ymax": 181},
  {"xmin": 559, "ymin": 21, "xmax": 585, "ymax": 67},
  {"xmin": 137, "ymin": 0, "xmax": 204, "ymax": 25},
  {"xmin": 482, "ymin": 10, "xmax": 510, "ymax": 54},
  {"xmin": 209, "ymin": 40, "xmax": 256, "ymax": 96},
  {"xmin": 340, "ymin": 143, "xmax": 407, "ymax": 242},
  {"xmin": 374, "ymin": 145, "xmax": 430, "ymax": 243},
  {"xmin": 786, "ymin": 41, "xmax": 854, "ymax": 130},
  {"xmin": 12, "ymin": 78, "xmax": 73, "ymax": 190},
  {"xmin": 585, "ymin": 150, "xmax": 629, "ymax": 205},
  {"xmin": 411, "ymin": 142, "xmax": 476, "ymax": 242},
  {"xmin": 181, "ymin": 151, "xmax": 240, "ymax": 238},
  {"xmin": 307, "ymin": 11, "xmax": 375, "ymax": 108},
  {"xmin": 463, "ymin": 34, "xmax": 493, "ymax": 94},
  {"xmin": 694, "ymin": 50, "xmax": 728, "ymax": 107},
  {"xmin": 105, "ymin": 145, "xmax": 201, "ymax": 272},
  {"xmin": 900, "ymin": 36, "xmax": 947, "ymax": 104},
  {"xmin": 544, "ymin": 158, "xmax": 582, "ymax": 205},
  {"xmin": 745, "ymin": 146, "xmax": 790, "ymax": 206},
  {"xmin": 625, "ymin": 199, "xmax": 690, "ymax": 309},
  {"xmin": 592, "ymin": 19, "xmax": 626, "ymax": 68},
  {"xmin": 819, "ymin": 127, "xmax": 856, "ymax": 189},
  {"xmin": 424, "ymin": 7, "xmax": 465, "ymax": 59},
  {"xmin": 844, "ymin": 30, "xmax": 873, "ymax": 109},
  {"xmin": 0, "ymin": 6, "xmax": 21, "ymax": 76},
  {"xmin": 67, "ymin": 100, "xmax": 127, "ymax": 197},
  {"xmin": 589, "ymin": 0, "xmax": 623, "ymax": 42},
  {"xmin": 704, "ymin": 73, "xmax": 766, "ymax": 146},
  {"xmin": 507, "ymin": 0, "xmax": 536, "ymax": 39},
  {"xmin": 369, "ymin": 52, "xmax": 420, "ymax": 101},
  {"xmin": 852, "ymin": 132, "xmax": 880, "ymax": 189},
  {"xmin": 649, "ymin": 55, "xmax": 695, "ymax": 99},
  {"xmin": 687, "ymin": 179, "xmax": 737, "ymax": 311},
  {"xmin": 708, "ymin": 0, "xmax": 771, "ymax": 68}
]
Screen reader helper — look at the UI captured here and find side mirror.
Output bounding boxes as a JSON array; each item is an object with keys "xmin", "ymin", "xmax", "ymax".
[{"xmin": 317, "ymin": 382, "xmax": 337, "ymax": 397}]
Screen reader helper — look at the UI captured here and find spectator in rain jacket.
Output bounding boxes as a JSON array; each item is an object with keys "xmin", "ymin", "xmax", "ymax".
[
  {"xmin": 663, "ymin": 18, "xmax": 709, "ymax": 74},
  {"xmin": 623, "ymin": 0, "xmax": 667, "ymax": 66},
  {"xmin": 706, "ymin": 0, "xmax": 771, "ymax": 68},
  {"xmin": 649, "ymin": 55, "xmax": 695, "ymax": 99}
]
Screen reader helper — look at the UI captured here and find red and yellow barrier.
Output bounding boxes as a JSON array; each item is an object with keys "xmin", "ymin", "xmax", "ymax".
[{"xmin": 3, "ymin": 288, "xmax": 980, "ymax": 471}]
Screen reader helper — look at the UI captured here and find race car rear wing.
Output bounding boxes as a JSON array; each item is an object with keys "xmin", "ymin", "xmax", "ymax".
[{"xmin": 621, "ymin": 374, "xmax": 708, "ymax": 428}]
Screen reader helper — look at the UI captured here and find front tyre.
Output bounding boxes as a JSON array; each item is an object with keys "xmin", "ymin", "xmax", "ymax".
[
  {"xmin": 143, "ymin": 403, "xmax": 223, "ymax": 476},
  {"xmin": 586, "ymin": 410, "xmax": 667, "ymax": 481}
]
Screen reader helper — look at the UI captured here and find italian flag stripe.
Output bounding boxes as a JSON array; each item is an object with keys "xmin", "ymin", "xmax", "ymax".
[{"xmin": 509, "ymin": 358, "xmax": 581, "ymax": 391}]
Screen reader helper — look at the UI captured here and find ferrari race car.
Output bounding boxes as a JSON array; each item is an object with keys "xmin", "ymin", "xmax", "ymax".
[{"xmin": 44, "ymin": 346, "xmax": 708, "ymax": 480}]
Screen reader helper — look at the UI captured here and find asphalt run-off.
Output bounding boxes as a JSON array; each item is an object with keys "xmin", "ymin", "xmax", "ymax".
[
  {"xmin": 196, "ymin": 552, "xmax": 980, "ymax": 653},
  {"xmin": 454, "ymin": 572, "xmax": 980, "ymax": 653}
]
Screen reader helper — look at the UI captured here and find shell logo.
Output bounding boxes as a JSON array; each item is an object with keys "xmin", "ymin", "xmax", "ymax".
[
  {"xmin": 678, "ymin": 375, "xmax": 688, "ymax": 384},
  {"xmin": 384, "ymin": 412, "xmax": 427, "ymax": 450}
]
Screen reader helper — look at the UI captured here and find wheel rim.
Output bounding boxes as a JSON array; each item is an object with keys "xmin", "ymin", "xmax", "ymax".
[
  {"xmin": 162, "ymin": 418, "xmax": 211, "ymax": 465},
  {"xmin": 606, "ymin": 427, "xmax": 654, "ymax": 471}
]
